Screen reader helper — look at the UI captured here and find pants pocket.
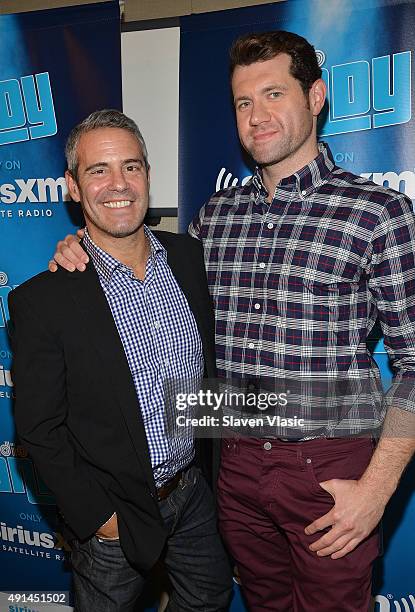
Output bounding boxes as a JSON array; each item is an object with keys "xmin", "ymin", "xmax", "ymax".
[{"xmin": 304, "ymin": 438, "xmax": 374, "ymax": 496}]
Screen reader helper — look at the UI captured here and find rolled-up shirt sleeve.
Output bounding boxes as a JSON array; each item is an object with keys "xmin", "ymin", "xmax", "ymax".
[{"xmin": 368, "ymin": 193, "xmax": 415, "ymax": 413}]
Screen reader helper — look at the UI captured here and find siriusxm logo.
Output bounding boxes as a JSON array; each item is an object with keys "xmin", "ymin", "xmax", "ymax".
[
  {"xmin": 0, "ymin": 521, "xmax": 55, "ymax": 548},
  {"xmin": 215, "ymin": 168, "xmax": 251, "ymax": 191},
  {"xmin": 318, "ymin": 50, "xmax": 411, "ymax": 136},
  {"xmin": 215, "ymin": 167, "xmax": 415, "ymax": 202},
  {"xmin": 0, "ymin": 72, "xmax": 57, "ymax": 146},
  {"xmin": 0, "ymin": 176, "xmax": 68, "ymax": 204},
  {"xmin": 375, "ymin": 594, "xmax": 415, "ymax": 611},
  {"xmin": 361, "ymin": 171, "xmax": 415, "ymax": 200},
  {"xmin": 0, "ymin": 519, "xmax": 70, "ymax": 551},
  {"xmin": 0, "ymin": 451, "xmax": 55, "ymax": 505}
]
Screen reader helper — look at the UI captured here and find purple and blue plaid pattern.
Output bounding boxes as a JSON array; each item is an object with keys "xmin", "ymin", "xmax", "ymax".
[
  {"xmin": 84, "ymin": 228, "xmax": 204, "ymax": 486},
  {"xmin": 189, "ymin": 143, "xmax": 415, "ymax": 435}
]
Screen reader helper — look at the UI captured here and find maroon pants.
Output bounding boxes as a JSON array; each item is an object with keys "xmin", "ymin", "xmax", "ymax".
[{"xmin": 217, "ymin": 437, "xmax": 379, "ymax": 611}]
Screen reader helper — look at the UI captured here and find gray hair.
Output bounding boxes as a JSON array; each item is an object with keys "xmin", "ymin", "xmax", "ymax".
[{"xmin": 65, "ymin": 109, "xmax": 149, "ymax": 179}]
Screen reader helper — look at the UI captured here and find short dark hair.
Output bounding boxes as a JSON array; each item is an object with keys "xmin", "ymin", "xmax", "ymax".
[
  {"xmin": 65, "ymin": 109, "xmax": 149, "ymax": 179},
  {"xmin": 229, "ymin": 31, "xmax": 322, "ymax": 95}
]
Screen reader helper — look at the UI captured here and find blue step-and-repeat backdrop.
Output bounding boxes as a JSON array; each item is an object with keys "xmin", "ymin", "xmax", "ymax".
[
  {"xmin": 0, "ymin": 2, "xmax": 122, "ymax": 610},
  {"xmin": 0, "ymin": 0, "xmax": 414, "ymax": 610}
]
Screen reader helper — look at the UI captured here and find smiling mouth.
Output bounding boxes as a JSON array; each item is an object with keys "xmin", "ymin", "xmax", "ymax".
[
  {"xmin": 103, "ymin": 200, "xmax": 132, "ymax": 209},
  {"xmin": 253, "ymin": 131, "xmax": 277, "ymax": 141}
]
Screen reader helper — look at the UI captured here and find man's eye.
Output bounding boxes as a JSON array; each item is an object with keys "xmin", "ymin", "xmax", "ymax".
[
  {"xmin": 91, "ymin": 168, "xmax": 105, "ymax": 175},
  {"xmin": 125, "ymin": 162, "xmax": 144, "ymax": 172},
  {"xmin": 269, "ymin": 91, "xmax": 282, "ymax": 99},
  {"xmin": 237, "ymin": 101, "xmax": 250, "ymax": 111}
]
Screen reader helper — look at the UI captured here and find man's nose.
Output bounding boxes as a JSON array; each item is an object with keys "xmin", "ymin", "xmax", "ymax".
[
  {"xmin": 108, "ymin": 168, "xmax": 128, "ymax": 191},
  {"xmin": 250, "ymin": 100, "xmax": 271, "ymax": 126}
]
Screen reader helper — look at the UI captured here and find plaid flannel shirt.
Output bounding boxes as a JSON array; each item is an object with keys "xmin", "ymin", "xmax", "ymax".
[{"xmin": 189, "ymin": 143, "xmax": 415, "ymax": 437}]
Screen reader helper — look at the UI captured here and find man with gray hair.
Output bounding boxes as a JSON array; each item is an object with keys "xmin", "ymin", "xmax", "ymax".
[{"xmin": 9, "ymin": 109, "xmax": 232, "ymax": 612}]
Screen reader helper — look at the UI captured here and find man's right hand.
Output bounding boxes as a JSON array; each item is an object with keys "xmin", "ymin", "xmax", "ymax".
[
  {"xmin": 48, "ymin": 228, "xmax": 89, "ymax": 272},
  {"xmin": 95, "ymin": 512, "xmax": 119, "ymax": 540}
]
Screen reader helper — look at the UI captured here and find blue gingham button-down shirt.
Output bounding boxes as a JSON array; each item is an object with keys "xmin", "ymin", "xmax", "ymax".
[
  {"xmin": 84, "ymin": 228, "xmax": 204, "ymax": 486},
  {"xmin": 189, "ymin": 143, "xmax": 415, "ymax": 436}
]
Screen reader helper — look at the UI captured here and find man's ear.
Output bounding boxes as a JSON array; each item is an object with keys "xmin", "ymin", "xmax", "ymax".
[
  {"xmin": 146, "ymin": 164, "xmax": 151, "ymax": 190},
  {"xmin": 65, "ymin": 170, "xmax": 81, "ymax": 203},
  {"xmin": 309, "ymin": 78, "xmax": 326, "ymax": 117}
]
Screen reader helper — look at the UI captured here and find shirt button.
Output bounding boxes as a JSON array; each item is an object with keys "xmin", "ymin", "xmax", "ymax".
[
  {"xmin": 259, "ymin": 262, "xmax": 266, "ymax": 269},
  {"xmin": 154, "ymin": 321, "xmax": 160, "ymax": 329},
  {"xmin": 263, "ymin": 441, "xmax": 272, "ymax": 450},
  {"xmin": 248, "ymin": 343, "xmax": 255, "ymax": 349},
  {"xmin": 306, "ymin": 458, "xmax": 312, "ymax": 464},
  {"xmin": 267, "ymin": 222, "xmax": 274, "ymax": 229},
  {"xmin": 254, "ymin": 303, "xmax": 261, "ymax": 310}
]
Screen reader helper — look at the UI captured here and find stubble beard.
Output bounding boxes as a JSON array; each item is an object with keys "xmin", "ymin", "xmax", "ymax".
[
  {"xmin": 83, "ymin": 198, "xmax": 148, "ymax": 240},
  {"xmin": 246, "ymin": 115, "xmax": 314, "ymax": 170}
]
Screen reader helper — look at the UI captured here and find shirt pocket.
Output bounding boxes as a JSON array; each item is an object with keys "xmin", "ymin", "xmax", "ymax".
[{"xmin": 302, "ymin": 279, "xmax": 361, "ymax": 327}]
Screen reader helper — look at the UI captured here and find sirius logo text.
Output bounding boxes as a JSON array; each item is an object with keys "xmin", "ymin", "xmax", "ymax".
[
  {"xmin": 0, "ymin": 177, "xmax": 69, "ymax": 204},
  {"xmin": 215, "ymin": 167, "xmax": 415, "ymax": 202},
  {"xmin": 0, "ymin": 73, "xmax": 57, "ymax": 146},
  {"xmin": 0, "ymin": 521, "xmax": 54, "ymax": 548},
  {"xmin": 361, "ymin": 170, "xmax": 415, "ymax": 200},
  {"xmin": 319, "ymin": 51, "xmax": 411, "ymax": 136}
]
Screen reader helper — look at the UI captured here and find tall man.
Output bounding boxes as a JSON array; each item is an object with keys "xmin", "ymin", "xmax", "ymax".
[
  {"xmin": 9, "ymin": 110, "xmax": 232, "ymax": 612},
  {"xmin": 50, "ymin": 32, "xmax": 415, "ymax": 611}
]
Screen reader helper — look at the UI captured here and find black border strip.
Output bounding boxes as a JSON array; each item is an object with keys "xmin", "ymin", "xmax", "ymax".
[
  {"xmin": 122, "ymin": 17, "xmax": 180, "ymax": 32},
  {"xmin": 146, "ymin": 208, "xmax": 178, "ymax": 218}
]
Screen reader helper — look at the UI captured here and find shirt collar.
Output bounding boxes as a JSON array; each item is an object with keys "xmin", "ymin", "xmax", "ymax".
[
  {"xmin": 83, "ymin": 225, "xmax": 166, "ymax": 286},
  {"xmin": 252, "ymin": 141, "xmax": 335, "ymax": 200}
]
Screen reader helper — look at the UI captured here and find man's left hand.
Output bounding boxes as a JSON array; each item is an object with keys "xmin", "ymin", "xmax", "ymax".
[{"xmin": 304, "ymin": 479, "xmax": 385, "ymax": 559}]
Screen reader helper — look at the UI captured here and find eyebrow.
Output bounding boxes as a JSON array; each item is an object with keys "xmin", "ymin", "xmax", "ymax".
[
  {"xmin": 83, "ymin": 158, "xmax": 145, "ymax": 173},
  {"xmin": 262, "ymin": 84, "xmax": 288, "ymax": 93}
]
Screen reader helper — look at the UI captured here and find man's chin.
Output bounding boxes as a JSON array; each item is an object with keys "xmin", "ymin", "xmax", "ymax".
[
  {"xmin": 107, "ymin": 225, "xmax": 144, "ymax": 239},
  {"xmin": 260, "ymin": 158, "xmax": 285, "ymax": 168},
  {"xmin": 247, "ymin": 145, "xmax": 284, "ymax": 167},
  {"xmin": 91, "ymin": 221, "xmax": 145, "ymax": 240}
]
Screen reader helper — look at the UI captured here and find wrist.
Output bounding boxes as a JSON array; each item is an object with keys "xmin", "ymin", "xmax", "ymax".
[{"xmin": 357, "ymin": 473, "xmax": 395, "ymax": 506}]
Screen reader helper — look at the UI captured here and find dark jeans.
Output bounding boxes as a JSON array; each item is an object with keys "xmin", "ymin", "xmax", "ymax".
[
  {"xmin": 218, "ymin": 437, "xmax": 379, "ymax": 612},
  {"xmin": 71, "ymin": 466, "xmax": 232, "ymax": 612}
]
